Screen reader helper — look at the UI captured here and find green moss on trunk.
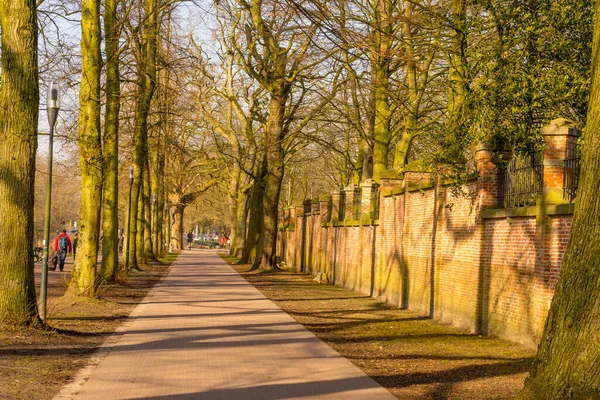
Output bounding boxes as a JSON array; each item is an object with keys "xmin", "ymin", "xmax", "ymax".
[
  {"xmin": 253, "ymin": 93, "xmax": 286, "ymax": 271},
  {"xmin": 70, "ymin": 0, "xmax": 102, "ymax": 297},
  {"xmin": 240, "ymin": 157, "xmax": 266, "ymax": 264},
  {"xmin": 100, "ymin": 0, "xmax": 121, "ymax": 283},
  {"xmin": 0, "ymin": 0, "xmax": 40, "ymax": 325},
  {"xmin": 519, "ymin": 4, "xmax": 600, "ymax": 397}
]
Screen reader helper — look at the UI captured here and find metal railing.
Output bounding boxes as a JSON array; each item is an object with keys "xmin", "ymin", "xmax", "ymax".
[
  {"xmin": 498, "ymin": 152, "xmax": 543, "ymax": 208},
  {"xmin": 563, "ymin": 144, "xmax": 581, "ymax": 203}
]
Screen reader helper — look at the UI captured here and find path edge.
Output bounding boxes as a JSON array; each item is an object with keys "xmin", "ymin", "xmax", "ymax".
[{"xmin": 52, "ymin": 259, "xmax": 177, "ymax": 400}]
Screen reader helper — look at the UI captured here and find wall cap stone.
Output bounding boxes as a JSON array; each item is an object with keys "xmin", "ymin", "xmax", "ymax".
[
  {"xmin": 475, "ymin": 140, "xmax": 494, "ymax": 152},
  {"xmin": 407, "ymin": 180, "xmax": 435, "ymax": 193},
  {"xmin": 540, "ymin": 118, "xmax": 580, "ymax": 137},
  {"xmin": 382, "ymin": 188, "xmax": 404, "ymax": 198},
  {"xmin": 379, "ymin": 169, "xmax": 404, "ymax": 179},
  {"xmin": 482, "ymin": 202, "xmax": 574, "ymax": 219},
  {"xmin": 359, "ymin": 179, "xmax": 379, "ymax": 187},
  {"xmin": 320, "ymin": 218, "xmax": 379, "ymax": 227},
  {"xmin": 439, "ymin": 173, "xmax": 479, "ymax": 187}
]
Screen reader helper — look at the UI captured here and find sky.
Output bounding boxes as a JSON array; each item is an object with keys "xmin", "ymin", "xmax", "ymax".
[{"xmin": 36, "ymin": 0, "xmax": 216, "ymax": 159}]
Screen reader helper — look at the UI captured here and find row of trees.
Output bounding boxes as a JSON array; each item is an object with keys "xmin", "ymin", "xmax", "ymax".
[
  {"xmin": 194, "ymin": 0, "xmax": 592, "ymax": 271},
  {"xmin": 1, "ymin": 0, "xmax": 600, "ymax": 395},
  {"xmin": 0, "ymin": 0, "xmax": 188, "ymax": 320}
]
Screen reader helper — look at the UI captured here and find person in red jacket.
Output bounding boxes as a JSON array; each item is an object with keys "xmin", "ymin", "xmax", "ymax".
[{"xmin": 53, "ymin": 230, "xmax": 72, "ymax": 272}]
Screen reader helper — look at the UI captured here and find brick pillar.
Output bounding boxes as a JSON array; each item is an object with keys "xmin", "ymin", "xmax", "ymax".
[
  {"xmin": 540, "ymin": 118, "xmax": 581, "ymax": 204},
  {"xmin": 476, "ymin": 142, "xmax": 498, "ymax": 209},
  {"xmin": 343, "ymin": 186, "xmax": 357, "ymax": 221},
  {"xmin": 283, "ymin": 207, "xmax": 290, "ymax": 227},
  {"xmin": 319, "ymin": 195, "xmax": 331, "ymax": 223},
  {"xmin": 303, "ymin": 199, "xmax": 311, "ymax": 216},
  {"xmin": 311, "ymin": 199, "xmax": 320, "ymax": 215},
  {"xmin": 294, "ymin": 205, "xmax": 303, "ymax": 222},
  {"xmin": 330, "ymin": 190, "xmax": 342, "ymax": 223},
  {"xmin": 288, "ymin": 206, "xmax": 297, "ymax": 230},
  {"xmin": 359, "ymin": 179, "xmax": 379, "ymax": 223}
]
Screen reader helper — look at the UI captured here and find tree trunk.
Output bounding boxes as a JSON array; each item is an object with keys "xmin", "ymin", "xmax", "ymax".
[
  {"xmin": 447, "ymin": 0, "xmax": 467, "ymax": 124},
  {"xmin": 371, "ymin": 67, "xmax": 391, "ymax": 181},
  {"xmin": 155, "ymin": 5, "xmax": 171, "ymax": 260},
  {"xmin": 127, "ymin": 181, "xmax": 139, "ymax": 270},
  {"xmin": 70, "ymin": 0, "xmax": 102, "ymax": 297},
  {"xmin": 156, "ymin": 192, "xmax": 165, "ymax": 257},
  {"xmin": 151, "ymin": 145, "xmax": 161, "ymax": 258},
  {"xmin": 100, "ymin": 0, "xmax": 121, "ymax": 283},
  {"xmin": 143, "ymin": 165, "xmax": 154, "ymax": 260},
  {"xmin": 252, "ymin": 93, "xmax": 286, "ymax": 271},
  {"xmin": 228, "ymin": 158, "xmax": 249, "ymax": 258},
  {"xmin": 231, "ymin": 191, "xmax": 249, "ymax": 258},
  {"xmin": 156, "ymin": 131, "xmax": 166, "ymax": 257},
  {"xmin": 240, "ymin": 156, "xmax": 266, "ymax": 264},
  {"xmin": 128, "ymin": 0, "xmax": 158, "ymax": 270},
  {"xmin": 0, "ymin": 0, "xmax": 40, "ymax": 325},
  {"xmin": 393, "ymin": 128, "xmax": 414, "ymax": 171},
  {"xmin": 136, "ymin": 187, "xmax": 145, "ymax": 266},
  {"xmin": 170, "ymin": 204, "xmax": 184, "ymax": 250},
  {"xmin": 518, "ymin": 7, "xmax": 600, "ymax": 398},
  {"xmin": 370, "ymin": 0, "xmax": 392, "ymax": 182}
]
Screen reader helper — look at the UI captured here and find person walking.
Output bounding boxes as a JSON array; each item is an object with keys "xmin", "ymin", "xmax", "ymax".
[
  {"xmin": 118, "ymin": 230, "xmax": 124, "ymax": 254},
  {"xmin": 72, "ymin": 233, "xmax": 78, "ymax": 257},
  {"xmin": 187, "ymin": 231, "xmax": 194, "ymax": 250},
  {"xmin": 53, "ymin": 229, "xmax": 72, "ymax": 272}
]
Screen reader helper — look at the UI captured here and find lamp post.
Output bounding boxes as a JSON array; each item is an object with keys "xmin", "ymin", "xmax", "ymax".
[
  {"xmin": 40, "ymin": 82, "xmax": 60, "ymax": 322},
  {"xmin": 125, "ymin": 166, "xmax": 134, "ymax": 271}
]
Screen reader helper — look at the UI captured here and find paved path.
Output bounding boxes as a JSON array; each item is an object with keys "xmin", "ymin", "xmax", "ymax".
[{"xmin": 59, "ymin": 250, "xmax": 395, "ymax": 400}]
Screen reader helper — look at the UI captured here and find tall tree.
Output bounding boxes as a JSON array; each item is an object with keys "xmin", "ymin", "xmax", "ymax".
[
  {"xmin": 100, "ymin": 0, "xmax": 122, "ymax": 282},
  {"xmin": 226, "ymin": 0, "xmax": 328, "ymax": 269},
  {"xmin": 0, "ymin": 0, "xmax": 40, "ymax": 325},
  {"xmin": 518, "ymin": 3, "xmax": 600, "ymax": 398},
  {"xmin": 70, "ymin": 0, "xmax": 103, "ymax": 297},
  {"xmin": 153, "ymin": 8, "xmax": 174, "ymax": 258},
  {"xmin": 192, "ymin": 31, "xmax": 263, "ymax": 259},
  {"xmin": 127, "ymin": 0, "xmax": 159, "ymax": 268}
]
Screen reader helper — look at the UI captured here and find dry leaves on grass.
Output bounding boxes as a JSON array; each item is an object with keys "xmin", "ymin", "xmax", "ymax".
[{"xmin": 0, "ymin": 260, "xmax": 173, "ymax": 400}]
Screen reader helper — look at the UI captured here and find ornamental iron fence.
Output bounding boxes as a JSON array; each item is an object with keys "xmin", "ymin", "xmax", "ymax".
[
  {"xmin": 498, "ymin": 152, "xmax": 544, "ymax": 208},
  {"xmin": 563, "ymin": 143, "xmax": 581, "ymax": 203}
]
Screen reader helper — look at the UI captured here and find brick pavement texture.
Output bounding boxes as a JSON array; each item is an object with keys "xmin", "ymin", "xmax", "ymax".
[{"xmin": 58, "ymin": 250, "xmax": 394, "ymax": 400}]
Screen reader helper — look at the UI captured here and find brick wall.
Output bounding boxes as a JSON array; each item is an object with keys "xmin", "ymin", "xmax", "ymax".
[{"xmin": 278, "ymin": 119, "xmax": 579, "ymax": 348}]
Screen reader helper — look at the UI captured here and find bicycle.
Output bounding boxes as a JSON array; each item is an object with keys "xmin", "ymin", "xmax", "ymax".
[{"xmin": 33, "ymin": 247, "xmax": 43, "ymax": 263}]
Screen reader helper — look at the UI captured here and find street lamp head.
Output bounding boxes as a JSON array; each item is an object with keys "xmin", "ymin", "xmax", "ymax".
[
  {"xmin": 46, "ymin": 82, "xmax": 61, "ymax": 130},
  {"xmin": 129, "ymin": 166, "xmax": 134, "ymax": 185},
  {"xmin": 47, "ymin": 82, "xmax": 61, "ymax": 109}
]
